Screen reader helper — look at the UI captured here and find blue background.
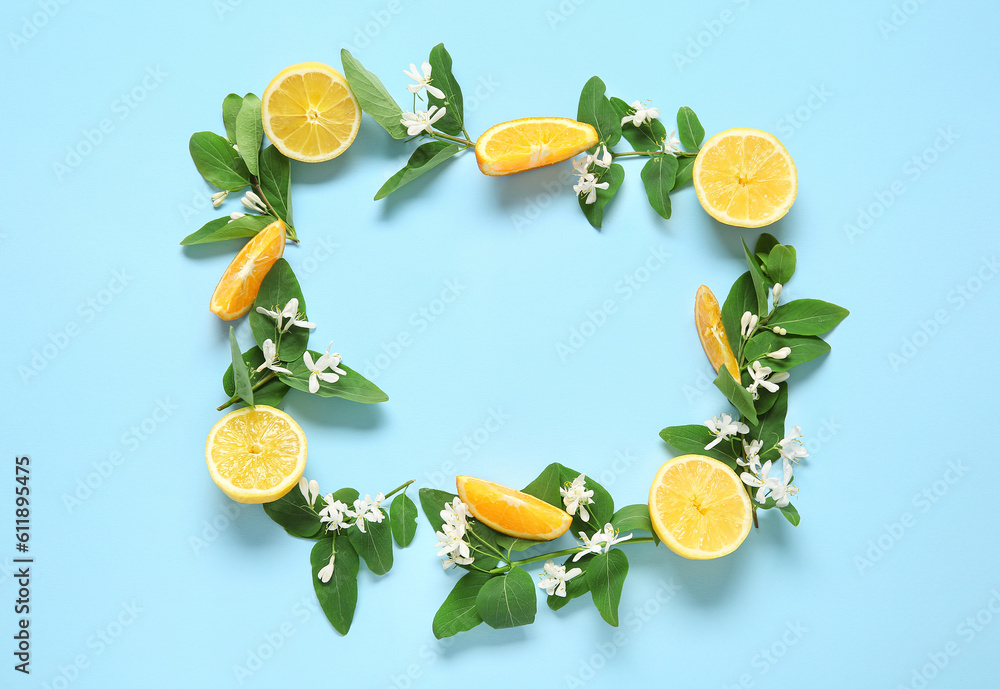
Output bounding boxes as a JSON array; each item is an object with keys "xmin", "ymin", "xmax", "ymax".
[{"xmin": 2, "ymin": 0, "xmax": 998, "ymax": 687}]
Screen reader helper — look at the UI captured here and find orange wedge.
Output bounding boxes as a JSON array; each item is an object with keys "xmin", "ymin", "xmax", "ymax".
[
  {"xmin": 649, "ymin": 455, "xmax": 752, "ymax": 560},
  {"xmin": 261, "ymin": 62, "xmax": 360, "ymax": 163},
  {"xmin": 456, "ymin": 475, "xmax": 572, "ymax": 541},
  {"xmin": 475, "ymin": 117, "xmax": 598, "ymax": 176},
  {"xmin": 209, "ymin": 219, "xmax": 285, "ymax": 320},
  {"xmin": 695, "ymin": 285, "xmax": 740, "ymax": 380},
  {"xmin": 693, "ymin": 128, "xmax": 797, "ymax": 228}
]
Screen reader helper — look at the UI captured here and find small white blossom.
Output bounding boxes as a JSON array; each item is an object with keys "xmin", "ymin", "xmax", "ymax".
[
  {"xmin": 400, "ymin": 106, "xmax": 447, "ymax": 136},
  {"xmin": 228, "ymin": 211, "xmax": 245, "ymax": 223},
  {"xmin": 745, "ymin": 361, "xmax": 788, "ymax": 400},
  {"xmin": 298, "ymin": 477, "xmax": 320, "ymax": 506},
  {"xmin": 704, "ymin": 413, "xmax": 749, "ymax": 450},
  {"xmin": 440, "ymin": 497, "xmax": 471, "ymax": 528},
  {"xmin": 662, "ymin": 129, "xmax": 682, "ymax": 154},
  {"xmin": 621, "ymin": 100, "xmax": 661, "ymax": 127},
  {"xmin": 318, "ymin": 496, "xmax": 351, "ymax": 531},
  {"xmin": 256, "ymin": 339, "xmax": 292, "ymax": 375},
  {"xmin": 317, "ymin": 553, "xmax": 336, "ymax": 583},
  {"xmin": 740, "ymin": 459, "xmax": 773, "ymax": 504},
  {"xmin": 255, "ymin": 298, "xmax": 316, "ymax": 334},
  {"xmin": 232, "ymin": 143, "xmax": 239, "ymax": 152},
  {"xmin": 740, "ymin": 311, "xmax": 759, "ymax": 339},
  {"xmin": 403, "ymin": 61, "xmax": 445, "ymax": 99},
  {"xmin": 737, "ymin": 439, "xmax": 764, "ymax": 474},
  {"xmin": 351, "ymin": 494, "xmax": 387, "ymax": 534},
  {"xmin": 211, "ymin": 190, "xmax": 228, "ymax": 208},
  {"xmin": 573, "ymin": 524, "xmax": 633, "ymax": 562},
  {"xmin": 573, "ymin": 172, "xmax": 609, "ymax": 205},
  {"xmin": 778, "ymin": 425, "xmax": 809, "ymax": 465},
  {"xmin": 772, "ymin": 283, "xmax": 783, "ymax": 304},
  {"xmin": 766, "ymin": 347, "xmax": 792, "ymax": 360},
  {"xmin": 302, "ymin": 341, "xmax": 347, "ymax": 393},
  {"xmin": 560, "ymin": 474, "xmax": 595, "ymax": 522},
  {"xmin": 772, "ymin": 326, "xmax": 788, "ymax": 335},
  {"xmin": 241, "ymin": 190, "xmax": 267, "ymax": 213},
  {"xmin": 769, "ymin": 459, "xmax": 797, "ymax": 508},
  {"xmin": 537, "ymin": 560, "xmax": 582, "ymax": 597}
]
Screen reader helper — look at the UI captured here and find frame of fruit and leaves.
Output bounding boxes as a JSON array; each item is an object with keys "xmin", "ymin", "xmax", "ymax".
[{"xmin": 184, "ymin": 43, "xmax": 847, "ymax": 637}]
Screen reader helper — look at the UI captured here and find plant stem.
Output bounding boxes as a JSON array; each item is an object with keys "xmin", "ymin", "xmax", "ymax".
[
  {"xmin": 383, "ymin": 479, "xmax": 415, "ymax": 500},
  {"xmin": 486, "ymin": 537, "xmax": 657, "ymax": 575},
  {"xmin": 216, "ymin": 371, "xmax": 278, "ymax": 411},
  {"xmin": 249, "ymin": 176, "xmax": 298, "ymax": 242},
  {"xmin": 431, "ymin": 129, "xmax": 475, "ymax": 147}
]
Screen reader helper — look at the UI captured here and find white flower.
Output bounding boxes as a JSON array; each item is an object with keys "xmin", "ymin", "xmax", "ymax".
[
  {"xmin": 662, "ymin": 129, "xmax": 682, "ymax": 154},
  {"xmin": 537, "ymin": 560, "xmax": 582, "ymax": 597},
  {"xmin": 435, "ymin": 505, "xmax": 474, "ymax": 570},
  {"xmin": 766, "ymin": 347, "xmax": 792, "ymax": 360},
  {"xmin": 740, "ymin": 311, "xmax": 759, "ymax": 339},
  {"xmin": 350, "ymin": 494, "xmax": 386, "ymax": 534},
  {"xmin": 400, "ymin": 106, "xmax": 447, "ymax": 136},
  {"xmin": 741, "ymin": 459, "xmax": 774, "ymax": 504},
  {"xmin": 255, "ymin": 298, "xmax": 316, "ymax": 334},
  {"xmin": 772, "ymin": 326, "xmax": 788, "ymax": 336},
  {"xmin": 572, "ymin": 145, "xmax": 612, "ymax": 174},
  {"xmin": 745, "ymin": 361, "xmax": 788, "ymax": 400},
  {"xmin": 772, "ymin": 283, "xmax": 783, "ymax": 304},
  {"xmin": 317, "ymin": 553, "xmax": 336, "ymax": 583},
  {"xmin": 241, "ymin": 190, "xmax": 267, "ymax": 213},
  {"xmin": 302, "ymin": 342, "xmax": 347, "ymax": 393},
  {"xmin": 769, "ymin": 460, "xmax": 797, "ymax": 508},
  {"xmin": 228, "ymin": 211, "xmax": 245, "ymax": 223},
  {"xmin": 256, "ymin": 339, "xmax": 292, "ymax": 375},
  {"xmin": 560, "ymin": 474, "xmax": 595, "ymax": 522},
  {"xmin": 440, "ymin": 497, "xmax": 471, "ymax": 528},
  {"xmin": 211, "ymin": 190, "xmax": 228, "ymax": 208},
  {"xmin": 573, "ymin": 172, "xmax": 609, "ymax": 205},
  {"xmin": 704, "ymin": 413, "xmax": 750, "ymax": 450},
  {"xmin": 737, "ymin": 439, "xmax": 764, "ymax": 474},
  {"xmin": 778, "ymin": 425, "xmax": 809, "ymax": 465},
  {"xmin": 298, "ymin": 477, "xmax": 320, "ymax": 506},
  {"xmin": 572, "ymin": 524, "xmax": 633, "ymax": 562},
  {"xmin": 232, "ymin": 143, "xmax": 239, "ymax": 152},
  {"xmin": 621, "ymin": 100, "xmax": 661, "ymax": 127},
  {"xmin": 403, "ymin": 61, "xmax": 445, "ymax": 99},
  {"xmin": 318, "ymin": 497, "xmax": 351, "ymax": 531}
]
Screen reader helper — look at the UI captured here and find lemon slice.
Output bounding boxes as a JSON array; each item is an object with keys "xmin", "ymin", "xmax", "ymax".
[
  {"xmin": 693, "ymin": 127, "xmax": 797, "ymax": 228},
  {"xmin": 205, "ymin": 405, "xmax": 307, "ymax": 504},
  {"xmin": 649, "ymin": 455, "xmax": 752, "ymax": 559},
  {"xmin": 695, "ymin": 284, "xmax": 740, "ymax": 381},
  {"xmin": 261, "ymin": 62, "xmax": 360, "ymax": 163}
]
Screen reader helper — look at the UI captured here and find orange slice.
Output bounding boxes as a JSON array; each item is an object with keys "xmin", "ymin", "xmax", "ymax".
[
  {"xmin": 649, "ymin": 455, "xmax": 752, "ymax": 560},
  {"xmin": 209, "ymin": 219, "xmax": 285, "ymax": 320},
  {"xmin": 261, "ymin": 62, "xmax": 360, "ymax": 163},
  {"xmin": 456, "ymin": 475, "xmax": 572, "ymax": 541},
  {"xmin": 475, "ymin": 117, "xmax": 598, "ymax": 176},
  {"xmin": 205, "ymin": 405, "xmax": 307, "ymax": 504},
  {"xmin": 695, "ymin": 285, "xmax": 740, "ymax": 380},
  {"xmin": 692, "ymin": 128, "xmax": 797, "ymax": 228}
]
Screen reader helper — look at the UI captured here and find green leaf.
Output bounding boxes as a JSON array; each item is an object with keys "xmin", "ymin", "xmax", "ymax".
[
  {"xmin": 258, "ymin": 145, "xmax": 292, "ymax": 226},
  {"xmin": 611, "ymin": 504, "xmax": 659, "ymax": 544},
  {"xmin": 189, "ymin": 131, "xmax": 250, "ymax": 190},
  {"xmin": 577, "ymin": 77, "xmax": 621, "ymax": 147},
  {"xmin": 222, "ymin": 93, "xmax": 243, "ymax": 143},
  {"xmin": 521, "ymin": 463, "xmax": 564, "ymax": 507},
  {"xmin": 222, "ymin": 345, "xmax": 290, "ymax": 408},
  {"xmin": 610, "ymin": 97, "xmax": 665, "ymax": 152},
  {"xmin": 721, "ymin": 272, "xmax": 757, "ymax": 354},
  {"xmin": 743, "ymin": 332, "xmax": 830, "ymax": 372},
  {"xmin": 249, "ymin": 259, "xmax": 309, "ymax": 362},
  {"xmin": 640, "ymin": 155, "xmax": 678, "ymax": 220},
  {"xmin": 561, "ymin": 467, "xmax": 613, "ymax": 532},
  {"xmin": 475, "ymin": 567, "xmax": 536, "ymax": 629},
  {"xmin": 580, "ymin": 163, "xmax": 624, "ymax": 229},
  {"xmin": 235, "ymin": 93, "xmax": 263, "ymax": 177},
  {"xmin": 333, "ymin": 487, "xmax": 359, "ymax": 505},
  {"xmin": 714, "ymin": 366, "xmax": 757, "ymax": 425},
  {"xmin": 547, "ymin": 554, "xmax": 592, "ymax": 611},
  {"xmin": 433, "ymin": 572, "xmax": 491, "ymax": 638},
  {"xmin": 672, "ymin": 156, "xmax": 695, "ymax": 190},
  {"xmin": 426, "ymin": 43, "xmax": 465, "ymax": 136},
  {"xmin": 658, "ymin": 425, "xmax": 739, "ymax": 469},
  {"xmin": 347, "ymin": 514, "xmax": 394, "ymax": 575},
  {"xmin": 263, "ymin": 486, "xmax": 322, "ymax": 538},
  {"xmin": 676, "ymin": 106, "xmax": 705, "ymax": 149},
  {"xmin": 180, "ymin": 214, "xmax": 274, "ymax": 246},
  {"xmin": 755, "ymin": 233, "xmax": 780, "ymax": 263},
  {"xmin": 769, "ymin": 299, "xmax": 850, "ymax": 336},
  {"xmin": 766, "ymin": 245, "xmax": 797, "ymax": 284},
  {"xmin": 311, "ymin": 536, "xmax": 359, "ymax": 635},
  {"xmin": 418, "ymin": 488, "xmax": 455, "ymax": 534},
  {"xmin": 228, "ymin": 327, "xmax": 254, "ymax": 407},
  {"xmin": 586, "ymin": 549, "xmax": 628, "ymax": 626},
  {"xmin": 389, "ymin": 493, "xmax": 418, "ymax": 547},
  {"xmin": 278, "ymin": 359, "xmax": 388, "ymax": 404},
  {"xmin": 742, "ymin": 237, "xmax": 770, "ymax": 315},
  {"xmin": 341, "ymin": 49, "xmax": 407, "ymax": 139},
  {"xmin": 751, "ymin": 385, "xmax": 787, "ymax": 463},
  {"xmin": 374, "ymin": 142, "xmax": 463, "ymax": 200},
  {"xmin": 780, "ymin": 502, "xmax": 801, "ymax": 526}
]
